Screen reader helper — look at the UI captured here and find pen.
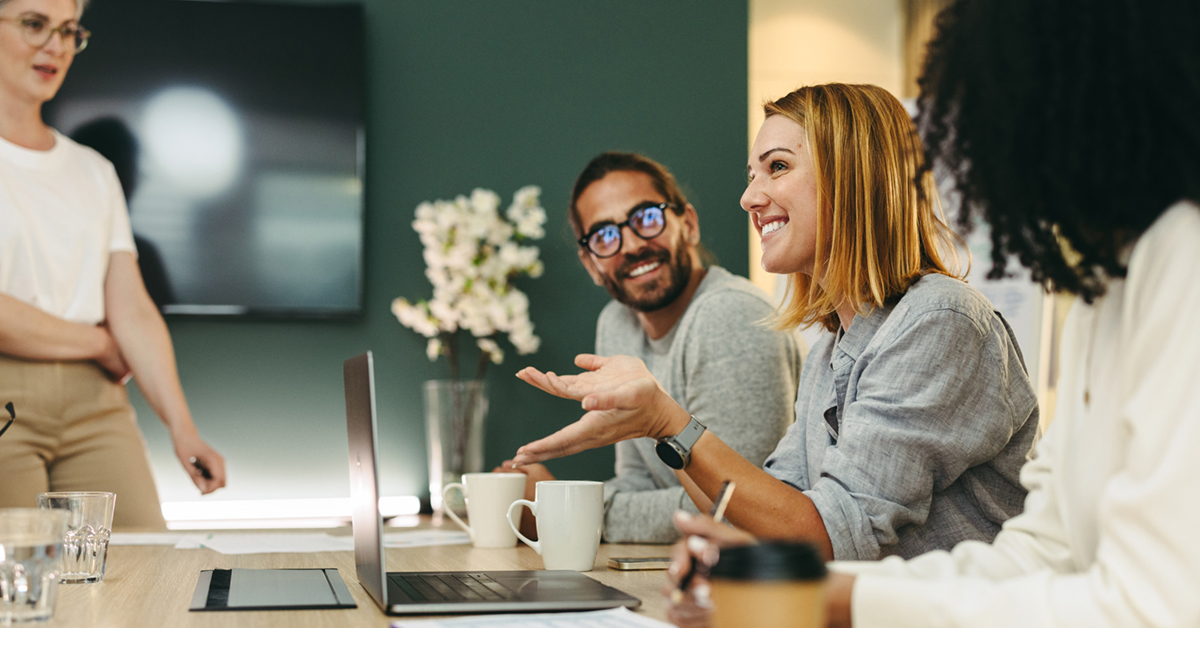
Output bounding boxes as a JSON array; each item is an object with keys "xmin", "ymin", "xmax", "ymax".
[
  {"xmin": 672, "ymin": 480, "xmax": 735, "ymax": 604},
  {"xmin": 190, "ymin": 456, "xmax": 213, "ymax": 481}
]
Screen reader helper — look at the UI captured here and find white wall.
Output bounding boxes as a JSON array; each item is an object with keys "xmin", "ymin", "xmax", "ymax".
[
  {"xmin": 747, "ymin": 0, "xmax": 905, "ymax": 349},
  {"xmin": 745, "ymin": 0, "xmax": 1050, "ymax": 404}
]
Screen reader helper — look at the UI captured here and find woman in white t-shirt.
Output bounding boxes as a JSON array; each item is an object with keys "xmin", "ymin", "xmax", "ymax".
[
  {"xmin": 0, "ymin": 0, "xmax": 225, "ymax": 529},
  {"xmin": 665, "ymin": 0, "xmax": 1200, "ymax": 627}
]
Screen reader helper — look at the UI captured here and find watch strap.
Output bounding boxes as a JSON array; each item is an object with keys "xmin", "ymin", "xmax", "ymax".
[
  {"xmin": 655, "ymin": 416, "xmax": 706, "ymax": 470},
  {"xmin": 671, "ymin": 416, "xmax": 707, "ymax": 452}
]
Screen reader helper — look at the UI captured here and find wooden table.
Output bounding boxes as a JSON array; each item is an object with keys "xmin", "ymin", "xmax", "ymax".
[{"xmin": 46, "ymin": 522, "xmax": 674, "ymax": 627}]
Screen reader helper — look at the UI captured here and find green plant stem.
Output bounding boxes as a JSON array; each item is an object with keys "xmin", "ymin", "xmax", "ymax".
[
  {"xmin": 442, "ymin": 331, "xmax": 459, "ymax": 379},
  {"xmin": 476, "ymin": 347, "xmax": 490, "ymax": 380}
]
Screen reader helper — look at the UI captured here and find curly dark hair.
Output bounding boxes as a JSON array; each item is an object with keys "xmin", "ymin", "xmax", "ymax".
[{"xmin": 917, "ymin": 0, "xmax": 1200, "ymax": 301}]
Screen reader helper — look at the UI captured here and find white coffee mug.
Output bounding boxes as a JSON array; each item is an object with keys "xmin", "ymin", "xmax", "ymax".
[
  {"xmin": 442, "ymin": 473, "xmax": 528, "ymax": 548},
  {"xmin": 506, "ymin": 480, "xmax": 603, "ymax": 571}
]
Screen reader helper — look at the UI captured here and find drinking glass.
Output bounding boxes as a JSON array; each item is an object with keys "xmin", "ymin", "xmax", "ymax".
[
  {"xmin": 36, "ymin": 492, "xmax": 115, "ymax": 583},
  {"xmin": 0, "ymin": 508, "xmax": 68, "ymax": 625}
]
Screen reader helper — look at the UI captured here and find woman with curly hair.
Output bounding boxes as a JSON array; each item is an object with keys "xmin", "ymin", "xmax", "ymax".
[{"xmin": 671, "ymin": 0, "xmax": 1200, "ymax": 627}]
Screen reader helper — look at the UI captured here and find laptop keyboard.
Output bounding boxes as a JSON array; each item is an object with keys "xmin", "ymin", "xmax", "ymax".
[{"xmin": 389, "ymin": 573, "xmax": 517, "ymax": 604}]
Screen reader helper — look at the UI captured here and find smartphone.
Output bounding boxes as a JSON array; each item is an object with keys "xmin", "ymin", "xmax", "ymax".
[{"xmin": 608, "ymin": 557, "xmax": 671, "ymax": 571}]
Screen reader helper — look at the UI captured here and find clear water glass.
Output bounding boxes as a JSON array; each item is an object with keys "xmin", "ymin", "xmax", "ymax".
[
  {"xmin": 0, "ymin": 508, "xmax": 68, "ymax": 625},
  {"xmin": 35, "ymin": 492, "xmax": 115, "ymax": 584}
]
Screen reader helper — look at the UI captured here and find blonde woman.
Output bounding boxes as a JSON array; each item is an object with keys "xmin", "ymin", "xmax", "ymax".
[
  {"xmin": 0, "ymin": 0, "xmax": 225, "ymax": 529},
  {"xmin": 510, "ymin": 83, "xmax": 1038, "ymax": 562}
]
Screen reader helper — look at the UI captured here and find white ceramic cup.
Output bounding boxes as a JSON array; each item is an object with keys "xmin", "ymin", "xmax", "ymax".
[
  {"xmin": 441, "ymin": 473, "xmax": 528, "ymax": 548},
  {"xmin": 506, "ymin": 480, "xmax": 603, "ymax": 571}
]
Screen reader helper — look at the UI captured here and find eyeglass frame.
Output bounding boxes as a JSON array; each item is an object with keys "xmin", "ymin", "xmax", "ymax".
[
  {"xmin": 0, "ymin": 14, "xmax": 91, "ymax": 54},
  {"xmin": 577, "ymin": 202, "xmax": 677, "ymax": 259},
  {"xmin": 1, "ymin": 402, "xmax": 14, "ymax": 438}
]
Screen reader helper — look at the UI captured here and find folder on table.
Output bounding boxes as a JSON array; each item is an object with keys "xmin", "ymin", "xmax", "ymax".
[{"xmin": 189, "ymin": 568, "xmax": 356, "ymax": 611}]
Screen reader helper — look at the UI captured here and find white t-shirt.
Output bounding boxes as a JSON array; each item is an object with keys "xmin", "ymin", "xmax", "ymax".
[{"xmin": 0, "ymin": 129, "xmax": 136, "ymax": 325}]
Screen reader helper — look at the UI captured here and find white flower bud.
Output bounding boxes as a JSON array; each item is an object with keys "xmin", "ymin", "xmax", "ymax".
[
  {"xmin": 426, "ymin": 338, "xmax": 443, "ymax": 362},
  {"xmin": 477, "ymin": 338, "xmax": 504, "ymax": 364}
]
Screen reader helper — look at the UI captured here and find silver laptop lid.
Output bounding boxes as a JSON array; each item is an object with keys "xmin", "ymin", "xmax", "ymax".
[{"xmin": 343, "ymin": 351, "xmax": 388, "ymax": 609}]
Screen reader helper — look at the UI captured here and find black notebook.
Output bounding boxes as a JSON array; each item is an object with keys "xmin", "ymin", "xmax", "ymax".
[{"xmin": 189, "ymin": 568, "xmax": 356, "ymax": 611}]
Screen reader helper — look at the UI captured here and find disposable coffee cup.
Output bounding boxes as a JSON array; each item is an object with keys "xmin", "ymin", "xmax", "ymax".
[{"xmin": 709, "ymin": 542, "xmax": 827, "ymax": 627}]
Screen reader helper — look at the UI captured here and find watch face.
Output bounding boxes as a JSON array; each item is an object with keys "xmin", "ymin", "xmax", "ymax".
[{"xmin": 656, "ymin": 441, "xmax": 686, "ymax": 470}]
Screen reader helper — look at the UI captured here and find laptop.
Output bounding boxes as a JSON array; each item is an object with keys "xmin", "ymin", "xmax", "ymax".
[{"xmin": 343, "ymin": 351, "xmax": 641, "ymax": 615}]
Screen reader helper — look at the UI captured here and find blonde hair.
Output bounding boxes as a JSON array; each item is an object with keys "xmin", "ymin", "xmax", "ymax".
[
  {"xmin": 765, "ymin": 83, "xmax": 963, "ymax": 332},
  {"xmin": 0, "ymin": 0, "xmax": 89, "ymax": 18}
]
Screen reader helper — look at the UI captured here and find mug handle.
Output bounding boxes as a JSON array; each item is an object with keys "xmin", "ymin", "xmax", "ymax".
[
  {"xmin": 441, "ymin": 483, "xmax": 473, "ymax": 541},
  {"xmin": 506, "ymin": 499, "xmax": 540, "ymax": 555}
]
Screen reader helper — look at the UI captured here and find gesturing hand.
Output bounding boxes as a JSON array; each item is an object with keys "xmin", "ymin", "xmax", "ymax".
[{"xmin": 510, "ymin": 354, "xmax": 690, "ymax": 466}]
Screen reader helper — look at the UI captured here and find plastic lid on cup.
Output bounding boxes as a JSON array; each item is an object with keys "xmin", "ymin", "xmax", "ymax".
[{"xmin": 709, "ymin": 542, "xmax": 827, "ymax": 582}]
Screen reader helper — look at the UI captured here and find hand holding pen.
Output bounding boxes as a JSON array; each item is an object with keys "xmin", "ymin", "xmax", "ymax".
[
  {"xmin": 665, "ymin": 481, "xmax": 757, "ymax": 627},
  {"xmin": 189, "ymin": 456, "xmax": 213, "ymax": 481},
  {"xmin": 672, "ymin": 481, "xmax": 736, "ymax": 604},
  {"xmin": 174, "ymin": 431, "xmax": 227, "ymax": 495}
]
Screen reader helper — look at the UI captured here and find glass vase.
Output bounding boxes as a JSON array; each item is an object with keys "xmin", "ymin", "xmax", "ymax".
[{"xmin": 424, "ymin": 379, "xmax": 487, "ymax": 518}]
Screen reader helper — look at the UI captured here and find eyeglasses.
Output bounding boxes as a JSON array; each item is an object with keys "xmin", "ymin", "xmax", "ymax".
[
  {"xmin": 578, "ymin": 202, "xmax": 671, "ymax": 258},
  {"xmin": 0, "ymin": 402, "xmax": 13, "ymax": 438},
  {"xmin": 0, "ymin": 15, "xmax": 90, "ymax": 53}
]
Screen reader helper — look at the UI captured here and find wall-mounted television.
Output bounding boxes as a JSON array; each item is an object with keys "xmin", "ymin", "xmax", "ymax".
[{"xmin": 45, "ymin": 0, "xmax": 365, "ymax": 318}]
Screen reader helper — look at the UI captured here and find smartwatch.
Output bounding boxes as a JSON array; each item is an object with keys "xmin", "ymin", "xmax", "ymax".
[{"xmin": 655, "ymin": 416, "xmax": 707, "ymax": 469}]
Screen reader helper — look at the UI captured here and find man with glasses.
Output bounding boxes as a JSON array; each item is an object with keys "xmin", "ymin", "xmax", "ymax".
[{"xmin": 501, "ymin": 152, "xmax": 803, "ymax": 543}]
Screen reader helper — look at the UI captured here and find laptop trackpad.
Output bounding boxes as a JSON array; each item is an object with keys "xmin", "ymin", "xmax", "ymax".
[{"xmin": 490, "ymin": 571, "xmax": 620, "ymax": 602}]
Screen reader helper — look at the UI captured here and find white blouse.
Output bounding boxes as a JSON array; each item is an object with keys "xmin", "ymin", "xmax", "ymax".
[
  {"xmin": 0, "ymin": 130, "xmax": 136, "ymax": 325},
  {"xmin": 835, "ymin": 200, "xmax": 1200, "ymax": 626}
]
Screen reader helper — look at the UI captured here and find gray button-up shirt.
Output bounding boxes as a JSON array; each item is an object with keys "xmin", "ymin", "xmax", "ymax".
[{"xmin": 764, "ymin": 274, "xmax": 1038, "ymax": 561}]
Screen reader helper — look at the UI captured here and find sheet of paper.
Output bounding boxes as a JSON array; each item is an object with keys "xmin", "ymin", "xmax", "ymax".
[
  {"xmin": 166, "ymin": 529, "xmax": 468, "ymax": 554},
  {"xmin": 391, "ymin": 607, "xmax": 673, "ymax": 628},
  {"xmin": 174, "ymin": 535, "xmax": 207, "ymax": 550},
  {"xmin": 183, "ymin": 533, "xmax": 355, "ymax": 555},
  {"xmin": 382, "ymin": 530, "xmax": 470, "ymax": 548},
  {"xmin": 110, "ymin": 532, "xmax": 208, "ymax": 546}
]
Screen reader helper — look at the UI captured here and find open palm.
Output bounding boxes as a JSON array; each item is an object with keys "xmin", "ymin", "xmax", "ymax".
[{"xmin": 512, "ymin": 354, "xmax": 686, "ymax": 464}]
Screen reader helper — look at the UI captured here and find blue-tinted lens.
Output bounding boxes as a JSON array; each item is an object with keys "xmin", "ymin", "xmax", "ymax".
[
  {"xmin": 630, "ymin": 206, "xmax": 666, "ymax": 238},
  {"xmin": 589, "ymin": 224, "xmax": 622, "ymax": 256}
]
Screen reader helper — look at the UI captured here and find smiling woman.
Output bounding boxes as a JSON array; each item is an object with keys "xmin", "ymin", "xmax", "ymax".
[
  {"xmin": 0, "ymin": 0, "xmax": 225, "ymax": 528},
  {"xmin": 512, "ymin": 83, "xmax": 1039, "ymax": 573},
  {"xmin": 746, "ymin": 85, "xmax": 960, "ymax": 333}
]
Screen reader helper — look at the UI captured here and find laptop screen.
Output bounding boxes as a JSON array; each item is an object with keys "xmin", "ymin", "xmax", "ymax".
[{"xmin": 343, "ymin": 351, "xmax": 389, "ymax": 608}]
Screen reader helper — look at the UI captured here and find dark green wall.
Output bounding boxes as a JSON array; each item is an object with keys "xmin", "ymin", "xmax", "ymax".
[{"xmin": 130, "ymin": 0, "xmax": 750, "ymax": 503}]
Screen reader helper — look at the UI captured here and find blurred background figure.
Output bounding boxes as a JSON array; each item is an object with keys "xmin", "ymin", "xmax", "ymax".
[{"xmin": 69, "ymin": 116, "xmax": 175, "ymax": 310}]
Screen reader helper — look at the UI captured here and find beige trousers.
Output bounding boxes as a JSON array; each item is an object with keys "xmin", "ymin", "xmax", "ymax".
[{"xmin": 0, "ymin": 354, "xmax": 167, "ymax": 530}]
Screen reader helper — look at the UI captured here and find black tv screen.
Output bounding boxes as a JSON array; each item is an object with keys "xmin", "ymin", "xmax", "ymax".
[{"xmin": 45, "ymin": 0, "xmax": 365, "ymax": 317}]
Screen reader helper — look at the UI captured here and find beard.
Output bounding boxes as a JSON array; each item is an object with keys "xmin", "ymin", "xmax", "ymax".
[{"xmin": 600, "ymin": 244, "xmax": 694, "ymax": 313}]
